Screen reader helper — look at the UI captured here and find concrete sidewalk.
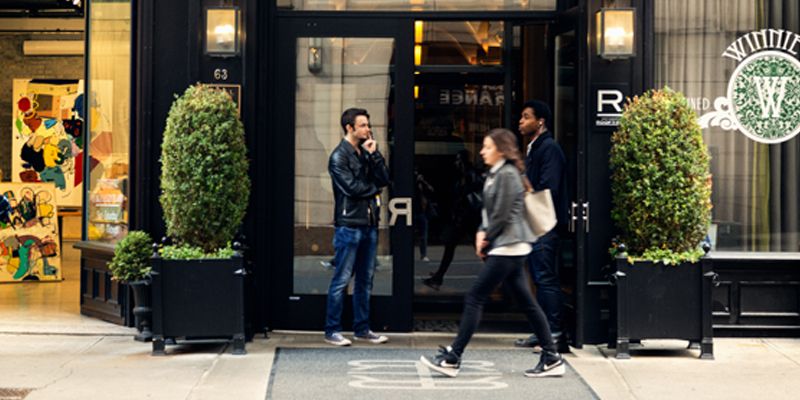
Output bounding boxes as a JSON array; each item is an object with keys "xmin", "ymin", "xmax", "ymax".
[{"xmin": 1, "ymin": 325, "xmax": 799, "ymax": 400}]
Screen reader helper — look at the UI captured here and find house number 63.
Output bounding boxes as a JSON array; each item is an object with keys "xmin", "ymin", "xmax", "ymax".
[{"xmin": 214, "ymin": 68, "xmax": 228, "ymax": 81}]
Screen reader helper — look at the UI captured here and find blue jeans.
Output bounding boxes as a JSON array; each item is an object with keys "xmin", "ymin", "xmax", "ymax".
[
  {"xmin": 325, "ymin": 226, "xmax": 378, "ymax": 336},
  {"xmin": 527, "ymin": 229, "xmax": 564, "ymax": 334}
]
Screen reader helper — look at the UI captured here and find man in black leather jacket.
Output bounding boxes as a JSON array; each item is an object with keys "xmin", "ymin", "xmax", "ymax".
[{"xmin": 324, "ymin": 108, "xmax": 390, "ymax": 346}]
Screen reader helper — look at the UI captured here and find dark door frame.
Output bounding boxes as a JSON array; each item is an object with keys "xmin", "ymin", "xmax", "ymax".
[
  {"xmin": 265, "ymin": 12, "xmax": 587, "ymax": 333},
  {"xmin": 267, "ymin": 16, "xmax": 416, "ymax": 332},
  {"xmin": 547, "ymin": 4, "xmax": 589, "ymax": 347}
]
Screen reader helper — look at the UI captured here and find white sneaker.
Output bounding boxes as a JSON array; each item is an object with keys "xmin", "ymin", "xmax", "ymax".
[
  {"xmin": 324, "ymin": 332, "xmax": 351, "ymax": 346},
  {"xmin": 354, "ymin": 330, "xmax": 388, "ymax": 344}
]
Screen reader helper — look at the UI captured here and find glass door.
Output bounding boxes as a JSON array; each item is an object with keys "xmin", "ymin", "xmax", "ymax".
[
  {"xmin": 270, "ymin": 17, "xmax": 415, "ymax": 332},
  {"xmin": 412, "ymin": 20, "xmax": 535, "ymax": 329}
]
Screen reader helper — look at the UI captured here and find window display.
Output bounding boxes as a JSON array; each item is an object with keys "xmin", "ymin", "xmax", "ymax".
[{"xmin": 84, "ymin": 0, "xmax": 131, "ymax": 244}]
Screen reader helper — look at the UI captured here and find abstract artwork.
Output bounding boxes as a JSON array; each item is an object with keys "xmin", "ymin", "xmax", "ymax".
[
  {"xmin": 0, "ymin": 183, "xmax": 61, "ymax": 282},
  {"xmin": 11, "ymin": 79, "xmax": 84, "ymax": 207}
]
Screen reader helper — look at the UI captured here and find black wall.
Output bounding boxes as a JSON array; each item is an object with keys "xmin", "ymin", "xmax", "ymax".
[{"xmin": 133, "ymin": 0, "xmax": 270, "ymax": 333}]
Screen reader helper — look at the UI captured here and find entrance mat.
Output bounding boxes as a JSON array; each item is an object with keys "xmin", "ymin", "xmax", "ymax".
[{"xmin": 266, "ymin": 348, "xmax": 599, "ymax": 400}]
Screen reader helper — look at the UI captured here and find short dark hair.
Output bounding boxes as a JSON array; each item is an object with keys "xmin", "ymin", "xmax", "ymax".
[
  {"xmin": 522, "ymin": 100, "xmax": 552, "ymax": 129},
  {"xmin": 340, "ymin": 108, "xmax": 370, "ymax": 135}
]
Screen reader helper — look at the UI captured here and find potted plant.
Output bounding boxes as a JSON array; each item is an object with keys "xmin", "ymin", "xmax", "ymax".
[
  {"xmin": 609, "ymin": 86, "xmax": 716, "ymax": 360},
  {"xmin": 150, "ymin": 83, "xmax": 251, "ymax": 355},
  {"xmin": 109, "ymin": 230, "xmax": 154, "ymax": 342}
]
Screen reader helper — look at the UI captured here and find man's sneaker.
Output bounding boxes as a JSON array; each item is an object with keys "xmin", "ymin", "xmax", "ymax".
[
  {"xmin": 421, "ymin": 277, "xmax": 442, "ymax": 290},
  {"xmin": 324, "ymin": 332, "xmax": 351, "ymax": 346},
  {"xmin": 524, "ymin": 350, "xmax": 565, "ymax": 378},
  {"xmin": 554, "ymin": 332, "xmax": 571, "ymax": 354},
  {"xmin": 321, "ymin": 261, "xmax": 334, "ymax": 270},
  {"xmin": 354, "ymin": 330, "xmax": 388, "ymax": 344},
  {"xmin": 420, "ymin": 345, "xmax": 461, "ymax": 377},
  {"xmin": 514, "ymin": 334, "xmax": 540, "ymax": 348}
]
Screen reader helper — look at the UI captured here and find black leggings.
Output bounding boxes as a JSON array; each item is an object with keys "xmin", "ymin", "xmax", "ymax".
[{"xmin": 451, "ymin": 255, "xmax": 555, "ymax": 356}]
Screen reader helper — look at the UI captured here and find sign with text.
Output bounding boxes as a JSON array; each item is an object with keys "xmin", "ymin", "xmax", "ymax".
[
  {"xmin": 699, "ymin": 29, "xmax": 800, "ymax": 144},
  {"xmin": 592, "ymin": 83, "xmax": 629, "ymax": 131}
]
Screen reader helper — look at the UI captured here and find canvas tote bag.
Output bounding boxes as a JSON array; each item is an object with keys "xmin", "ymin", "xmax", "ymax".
[
  {"xmin": 521, "ymin": 174, "xmax": 557, "ymax": 237},
  {"xmin": 524, "ymin": 189, "xmax": 557, "ymax": 237}
]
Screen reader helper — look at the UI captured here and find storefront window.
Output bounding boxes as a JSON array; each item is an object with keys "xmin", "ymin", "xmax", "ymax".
[
  {"xmin": 84, "ymin": 0, "xmax": 131, "ymax": 244},
  {"xmin": 277, "ymin": 0, "xmax": 555, "ymax": 12},
  {"xmin": 415, "ymin": 21, "xmax": 504, "ymax": 66},
  {"xmin": 655, "ymin": 0, "xmax": 800, "ymax": 251}
]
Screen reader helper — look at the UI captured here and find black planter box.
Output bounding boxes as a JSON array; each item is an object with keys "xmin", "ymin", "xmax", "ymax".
[
  {"xmin": 612, "ymin": 256, "xmax": 715, "ymax": 359},
  {"xmin": 150, "ymin": 253, "xmax": 247, "ymax": 355}
]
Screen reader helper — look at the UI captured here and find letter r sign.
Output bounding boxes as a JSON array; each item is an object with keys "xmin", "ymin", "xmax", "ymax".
[
  {"xmin": 592, "ymin": 84, "xmax": 629, "ymax": 131},
  {"xmin": 597, "ymin": 90, "xmax": 624, "ymax": 113}
]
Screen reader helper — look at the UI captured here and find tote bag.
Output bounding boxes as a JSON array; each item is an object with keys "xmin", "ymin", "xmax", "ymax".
[{"xmin": 524, "ymin": 189, "xmax": 557, "ymax": 237}]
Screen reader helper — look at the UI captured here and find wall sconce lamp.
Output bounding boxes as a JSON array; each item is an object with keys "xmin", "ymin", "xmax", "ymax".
[
  {"xmin": 596, "ymin": 7, "xmax": 635, "ymax": 59},
  {"xmin": 308, "ymin": 37, "xmax": 323, "ymax": 74},
  {"xmin": 205, "ymin": 6, "xmax": 242, "ymax": 57}
]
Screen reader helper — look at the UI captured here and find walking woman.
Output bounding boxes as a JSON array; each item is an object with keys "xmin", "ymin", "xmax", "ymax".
[{"xmin": 420, "ymin": 128, "xmax": 564, "ymax": 378}]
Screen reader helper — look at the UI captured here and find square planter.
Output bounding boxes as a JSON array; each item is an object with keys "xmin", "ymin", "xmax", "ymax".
[
  {"xmin": 611, "ymin": 256, "xmax": 715, "ymax": 359},
  {"xmin": 150, "ymin": 252, "xmax": 247, "ymax": 355}
]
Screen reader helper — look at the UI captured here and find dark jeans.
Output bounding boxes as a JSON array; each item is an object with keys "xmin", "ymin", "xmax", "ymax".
[
  {"xmin": 414, "ymin": 212, "xmax": 428, "ymax": 258},
  {"xmin": 451, "ymin": 255, "xmax": 555, "ymax": 357},
  {"xmin": 527, "ymin": 229, "xmax": 564, "ymax": 334},
  {"xmin": 325, "ymin": 226, "xmax": 377, "ymax": 336}
]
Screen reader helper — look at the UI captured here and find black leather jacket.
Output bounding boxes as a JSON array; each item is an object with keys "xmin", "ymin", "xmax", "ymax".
[{"xmin": 329, "ymin": 139, "xmax": 390, "ymax": 227}]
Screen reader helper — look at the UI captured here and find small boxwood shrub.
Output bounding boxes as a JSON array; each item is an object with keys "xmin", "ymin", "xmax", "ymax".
[
  {"xmin": 610, "ymin": 87, "xmax": 712, "ymax": 264},
  {"xmin": 160, "ymin": 84, "xmax": 251, "ymax": 254},
  {"xmin": 109, "ymin": 230, "xmax": 153, "ymax": 282}
]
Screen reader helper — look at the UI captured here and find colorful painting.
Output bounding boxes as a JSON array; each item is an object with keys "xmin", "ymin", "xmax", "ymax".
[
  {"xmin": 11, "ymin": 79, "xmax": 84, "ymax": 207},
  {"xmin": 0, "ymin": 183, "xmax": 61, "ymax": 283}
]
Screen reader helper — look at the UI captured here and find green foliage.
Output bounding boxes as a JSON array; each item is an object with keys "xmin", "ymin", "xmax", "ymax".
[
  {"xmin": 159, "ymin": 242, "xmax": 235, "ymax": 260},
  {"xmin": 109, "ymin": 230, "xmax": 153, "ymax": 282},
  {"xmin": 610, "ymin": 87, "xmax": 712, "ymax": 264},
  {"xmin": 160, "ymin": 84, "xmax": 251, "ymax": 254}
]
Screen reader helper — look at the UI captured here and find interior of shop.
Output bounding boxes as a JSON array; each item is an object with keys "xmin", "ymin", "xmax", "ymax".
[{"xmin": 0, "ymin": 6, "xmax": 96, "ymax": 331}]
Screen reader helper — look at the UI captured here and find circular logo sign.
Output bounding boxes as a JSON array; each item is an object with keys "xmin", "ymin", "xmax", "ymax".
[{"xmin": 727, "ymin": 51, "xmax": 800, "ymax": 144}]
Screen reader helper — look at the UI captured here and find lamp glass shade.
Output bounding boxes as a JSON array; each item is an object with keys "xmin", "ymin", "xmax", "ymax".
[
  {"xmin": 596, "ymin": 8, "xmax": 635, "ymax": 59},
  {"xmin": 206, "ymin": 7, "xmax": 241, "ymax": 56}
]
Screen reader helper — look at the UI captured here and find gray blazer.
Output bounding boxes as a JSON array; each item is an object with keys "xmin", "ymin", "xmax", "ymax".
[{"xmin": 479, "ymin": 160, "xmax": 536, "ymax": 252}]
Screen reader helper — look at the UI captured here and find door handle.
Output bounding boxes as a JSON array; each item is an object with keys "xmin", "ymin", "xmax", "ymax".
[
  {"xmin": 570, "ymin": 202, "xmax": 578, "ymax": 233},
  {"xmin": 582, "ymin": 202, "xmax": 589, "ymax": 233}
]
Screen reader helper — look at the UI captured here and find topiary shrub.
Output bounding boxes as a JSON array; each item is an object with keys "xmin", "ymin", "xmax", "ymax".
[
  {"xmin": 610, "ymin": 86, "xmax": 712, "ymax": 264},
  {"xmin": 109, "ymin": 230, "xmax": 153, "ymax": 282},
  {"xmin": 160, "ymin": 84, "xmax": 251, "ymax": 254}
]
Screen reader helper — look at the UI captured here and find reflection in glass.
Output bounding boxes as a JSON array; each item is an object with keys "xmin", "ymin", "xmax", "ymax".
[
  {"xmin": 655, "ymin": 0, "xmax": 800, "ymax": 251},
  {"xmin": 279, "ymin": 0, "xmax": 556, "ymax": 12},
  {"xmin": 415, "ymin": 21, "xmax": 504, "ymax": 66},
  {"xmin": 293, "ymin": 37, "xmax": 395, "ymax": 295},
  {"xmin": 414, "ymin": 78, "xmax": 501, "ymax": 296}
]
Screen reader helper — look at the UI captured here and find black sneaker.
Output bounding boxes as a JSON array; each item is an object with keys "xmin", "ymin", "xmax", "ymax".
[
  {"xmin": 525, "ymin": 350, "xmax": 565, "ymax": 377},
  {"xmin": 554, "ymin": 332, "xmax": 571, "ymax": 354},
  {"xmin": 514, "ymin": 334, "xmax": 540, "ymax": 348},
  {"xmin": 420, "ymin": 345, "xmax": 460, "ymax": 377},
  {"xmin": 421, "ymin": 277, "xmax": 442, "ymax": 290}
]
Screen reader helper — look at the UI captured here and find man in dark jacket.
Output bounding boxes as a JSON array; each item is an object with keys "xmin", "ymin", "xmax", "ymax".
[
  {"xmin": 324, "ymin": 108, "xmax": 390, "ymax": 346},
  {"xmin": 515, "ymin": 100, "xmax": 570, "ymax": 353}
]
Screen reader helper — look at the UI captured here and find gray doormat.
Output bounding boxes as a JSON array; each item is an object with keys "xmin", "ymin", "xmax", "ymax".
[{"xmin": 266, "ymin": 348, "xmax": 599, "ymax": 400}]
